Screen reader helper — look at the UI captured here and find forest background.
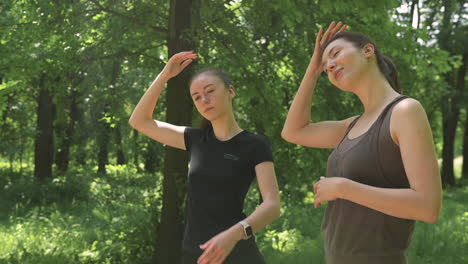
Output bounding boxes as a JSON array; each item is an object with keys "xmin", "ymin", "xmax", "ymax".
[{"xmin": 0, "ymin": 0, "xmax": 467, "ymax": 263}]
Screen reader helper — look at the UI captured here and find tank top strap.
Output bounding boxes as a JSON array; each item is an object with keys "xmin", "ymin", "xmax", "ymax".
[
  {"xmin": 375, "ymin": 95, "xmax": 409, "ymax": 127},
  {"xmin": 337, "ymin": 115, "xmax": 361, "ymax": 147},
  {"xmin": 337, "ymin": 95, "xmax": 408, "ymax": 148}
]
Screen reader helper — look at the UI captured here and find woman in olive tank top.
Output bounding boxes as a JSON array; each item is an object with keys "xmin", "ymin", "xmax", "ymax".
[{"xmin": 282, "ymin": 21, "xmax": 442, "ymax": 263}]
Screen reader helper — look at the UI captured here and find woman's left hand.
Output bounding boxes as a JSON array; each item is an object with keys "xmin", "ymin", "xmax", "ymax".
[
  {"xmin": 197, "ymin": 228, "xmax": 241, "ymax": 264},
  {"xmin": 313, "ymin": 176, "xmax": 347, "ymax": 208}
]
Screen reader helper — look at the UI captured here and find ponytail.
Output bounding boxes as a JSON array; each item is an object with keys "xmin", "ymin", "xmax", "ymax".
[{"xmin": 378, "ymin": 55, "xmax": 400, "ymax": 93}]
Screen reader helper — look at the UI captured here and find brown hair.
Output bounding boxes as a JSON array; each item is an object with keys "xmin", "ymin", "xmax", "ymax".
[{"xmin": 322, "ymin": 32, "xmax": 401, "ymax": 93}]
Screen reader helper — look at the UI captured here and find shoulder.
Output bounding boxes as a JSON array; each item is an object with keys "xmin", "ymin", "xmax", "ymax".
[
  {"xmin": 392, "ymin": 97, "xmax": 426, "ymax": 122},
  {"xmin": 390, "ymin": 97, "xmax": 429, "ymax": 144},
  {"xmin": 184, "ymin": 127, "xmax": 208, "ymax": 147},
  {"xmin": 185, "ymin": 127, "xmax": 205, "ymax": 137},
  {"xmin": 241, "ymin": 131, "xmax": 271, "ymax": 146}
]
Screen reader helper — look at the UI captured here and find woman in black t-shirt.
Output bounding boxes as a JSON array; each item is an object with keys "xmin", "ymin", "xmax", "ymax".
[{"xmin": 129, "ymin": 51, "xmax": 281, "ymax": 264}]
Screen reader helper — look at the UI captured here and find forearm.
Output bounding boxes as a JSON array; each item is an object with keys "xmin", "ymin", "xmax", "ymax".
[
  {"xmin": 282, "ymin": 64, "xmax": 320, "ymax": 135},
  {"xmin": 129, "ymin": 73, "xmax": 169, "ymax": 126},
  {"xmin": 340, "ymin": 178, "xmax": 440, "ymax": 223},
  {"xmin": 227, "ymin": 198, "xmax": 281, "ymax": 241}
]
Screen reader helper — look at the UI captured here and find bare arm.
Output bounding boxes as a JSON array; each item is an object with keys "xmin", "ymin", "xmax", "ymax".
[
  {"xmin": 198, "ymin": 162, "xmax": 280, "ymax": 264},
  {"xmin": 237, "ymin": 162, "xmax": 281, "ymax": 233},
  {"xmin": 282, "ymin": 22, "xmax": 350, "ymax": 149},
  {"xmin": 314, "ymin": 99, "xmax": 442, "ymax": 223},
  {"xmin": 128, "ymin": 51, "xmax": 197, "ymax": 150}
]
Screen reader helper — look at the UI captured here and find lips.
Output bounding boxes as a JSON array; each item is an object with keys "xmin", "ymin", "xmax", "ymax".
[
  {"xmin": 334, "ymin": 68, "xmax": 343, "ymax": 80},
  {"xmin": 204, "ymin": 107, "xmax": 214, "ymax": 113}
]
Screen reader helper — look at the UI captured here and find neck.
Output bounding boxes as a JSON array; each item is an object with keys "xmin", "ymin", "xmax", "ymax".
[
  {"xmin": 210, "ymin": 111, "xmax": 242, "ymax": 141},
  {"xmin": 353, "ymin": 66, "xmax": 399, "ymax": 114}
]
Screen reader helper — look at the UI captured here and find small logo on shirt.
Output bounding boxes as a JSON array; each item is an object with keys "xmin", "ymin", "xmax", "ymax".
[{"xmin": 223, "ymin": 153, "xmax": 239, "ymax": 161}]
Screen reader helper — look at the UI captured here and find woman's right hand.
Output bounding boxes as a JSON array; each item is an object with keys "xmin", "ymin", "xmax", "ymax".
[
  {"xmin": 309, "ymin": 21, "xmax": 347, "ymax": 77},
  {"xmin": 160, "ymin": 50, "xmax": 198, "ymax": 80}
]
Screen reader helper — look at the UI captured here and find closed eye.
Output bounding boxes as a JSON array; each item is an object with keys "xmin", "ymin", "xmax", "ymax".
[{"xmin": 333, "ymin": 50, "xmax": 340, "ymax": 57}]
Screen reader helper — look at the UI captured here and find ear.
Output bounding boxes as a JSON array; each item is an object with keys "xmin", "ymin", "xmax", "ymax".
[
  {"xmin": 228, "ymin": 85, "xmax": 235, "ymax": 99},
  {"xmin": 362, "ymin": 43, "xmax": 375, "ymax": 59}
]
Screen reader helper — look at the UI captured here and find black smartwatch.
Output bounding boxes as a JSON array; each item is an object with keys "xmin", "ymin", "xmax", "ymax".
[{"xmin": 239, "ymin": 220, "xmax": 252, "ymax": 240}]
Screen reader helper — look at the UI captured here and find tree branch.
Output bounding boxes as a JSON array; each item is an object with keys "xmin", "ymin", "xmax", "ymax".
[
  {"xmin": 86, "ymin": 0, "xmax": 167, "ymax": 34},
  {"xmin": 81, "ymin": 43, "xmax": 166, "ymax": 63}
]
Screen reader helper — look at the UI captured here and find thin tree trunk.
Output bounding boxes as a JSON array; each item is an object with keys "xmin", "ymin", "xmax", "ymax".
[
  {"xmin": 57, "ymin": 89, "xmax": 80, "ymax": 172},
  {"xmin": 97, "ymin": 117, "xmax": 110, "ymax": 174},
  {"xmin": 115, "ymin": 125, "xmax": 126, "ymax": 165},
  {"xmin": 441, "ymin": 107, "xmax": 457, "ymax": 185},
  {"xmin": 34, "ymin": 76, "xmax": 55, "ymax": 181},
  {"xmin": 133, "ymin": 129, "xmax": 141, "ymax": 171},
  {"xmin": 459, "ymin": 53, "xmax": 468, "ymax": 181},
  {"xmin": 154, "ymin": 0, "xmax": 195, "ymax": 263},
  {"xmin": 145, "ymin": 140, "xmax": 158, "ymax": 173},
  {"xmin": 462, "ymin": 109, "xmax": 468, "ymax": 180},
  {"xmin": 439, "ymin": 0, "xmax": 457, "ymax": 186}
]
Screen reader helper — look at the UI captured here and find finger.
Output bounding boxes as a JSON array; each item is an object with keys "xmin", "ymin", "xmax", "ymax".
[
  {"xmin": 331, "ymin": 21, "xmax": 343, "ymax": 35},
  {"xmin": 314, "ymin": 197, "xmax": 321, "ymax": 208},
  {"xmin": 200, "ymin": 240, "xmax": 211, "ymax": 250},
  {"xmin": 198, "ymin": 248, "xmax": 212, "ymax": 264},
  {"xmin": 199, "ymin": 244, "xmax": 217, "ymax": 263},
  {"xmin": 177, "ymin": 50, "xmax": 195, "ymax": 56},
  {"xmin": 339, "ymin": 24, "xmax": 347, "ymax": 33},
  {"xmin": 315, "ymin": 27, "xmax": 323, "ymax": 47},
  {"xmin": 320, "ymin": 21, "xmax": 336, "ymax": 45},
  {"xmin": 180, "ymin": 59, "xmax": 193, "ymax": 69},
  {"xmin": 213, "ymin": 253, "xmax": 226, "ymax": 264},
  {"xmin": 174, "ymin": 51, "xmax": 197, "ymax": 62}
]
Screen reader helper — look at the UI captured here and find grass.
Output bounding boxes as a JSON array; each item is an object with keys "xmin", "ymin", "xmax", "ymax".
[
  {"xmin": 0, "ymin": 162, "xmax": 466, "ymax": 263},
  {"xmin": 0, "ymin": 165, "xmax": 160, "ymax": 264}
]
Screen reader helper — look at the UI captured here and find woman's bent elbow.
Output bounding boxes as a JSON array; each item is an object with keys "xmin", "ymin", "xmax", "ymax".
[
  {"xmin": 423, "ymin": 205, "xmax": 441, "ymax": 223},
  {"xmin": 128, "ymin": 118, "xmax": 139, "ymax": 129},
  {"xmin": 281, "ymin": 129, "xmax": 293, "ymax": 143}
]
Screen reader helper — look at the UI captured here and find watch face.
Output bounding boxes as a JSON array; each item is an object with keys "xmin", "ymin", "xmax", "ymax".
[{"xmin": 245, "ymin": 226, "xmax": 253, "ymax": 237}]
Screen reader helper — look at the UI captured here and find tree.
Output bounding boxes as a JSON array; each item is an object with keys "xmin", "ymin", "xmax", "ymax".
[{"xmin": 154, "ymin": 1, "xmax": 196, "ymax": 262}]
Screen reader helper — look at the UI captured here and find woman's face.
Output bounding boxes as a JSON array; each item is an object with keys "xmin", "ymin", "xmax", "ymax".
[
  {"xmin": 321, "ymin": 38, "xmax": 371, "ymax": 91},
  {"xmin": 189, "ymin": 73, "xmax": 234, "ymax": 121}
]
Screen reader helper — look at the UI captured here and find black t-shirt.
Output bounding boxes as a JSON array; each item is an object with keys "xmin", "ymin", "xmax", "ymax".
[{"xmin": 182, "ymin": 127, "xmax": 273, "ymax": 254}]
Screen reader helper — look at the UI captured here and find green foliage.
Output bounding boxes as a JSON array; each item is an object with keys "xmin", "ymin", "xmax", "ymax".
[
  {"xmin": 0, "ymin": 165, "xmax": 160, "ymax": 263},
  {"xmin": 0, "ymin": 0, "xmax": 467, "ymax": 262},
  {"xmin": 0, "ymin": 164, "xmax": 466, "ymax": 263}
]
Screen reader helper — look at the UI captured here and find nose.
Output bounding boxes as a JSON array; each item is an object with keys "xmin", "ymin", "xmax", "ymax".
[
  {"xmin": 201, "ymin": 94, "xmax": 210, "ymax": 104},
  {"xmin": 326, "ymin": 61, "xmax": 336, "ymax": 72}
]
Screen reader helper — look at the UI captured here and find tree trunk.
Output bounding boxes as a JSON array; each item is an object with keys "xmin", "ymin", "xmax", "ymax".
[
  {"xmin": 460, "ymin": 53, "xmax": 468, "ymax": 181},
  {"xmin": 441, "ymin": 107, "xmax": 457, "ymax": 185},
  {"xmin": 115, "ymin": 125, "xmax": 126, "ymax": 165},
  {"xmin": 133, "ymin": 129, "xmax": 141, "ymax": 171},
  {"xmin": 463, "ymin": 109, "xmax": 468, "ymax": 180},
  {"xmin": 56, "ymin": 89, "xmax": 80, "ymax": 172},
  {"xmin": 439, "ymin": 0, "xmax": 457, "ymax": 186},
  {"xmin": 154, "ymin": 0, "xmax": 195, "ymax": 263},
  {"xmin": 145, "ymin": 140, "xmax": 158, "ymax": 173},
  {"xmin": 97, "ymin": 117, "xmax": 110, "ymax": 174},
  {"xmin": 34, "ymin": 77, "xmax": 55, "ymax": 181}
]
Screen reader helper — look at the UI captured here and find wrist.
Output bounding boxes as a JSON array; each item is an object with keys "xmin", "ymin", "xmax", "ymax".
[
  {"xmin": 306, "ymin": 66, "xmax": 322, "ymax": 80},
  {"xmin": 157, "ymin": 72, "xmax": 171, "ymax": 82},
  {"xmin": 338, "ymin": 178, "xmax": 351, "ymax": 199},
  {"xmin": 229, "ymin": 223, "xmax": 245, "ymax": 242}
]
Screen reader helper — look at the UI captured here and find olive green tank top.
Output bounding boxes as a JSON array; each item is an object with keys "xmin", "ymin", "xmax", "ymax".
[{"xmin": 322, "ymin": 96, "xmax": 415, "ymax": 264}]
